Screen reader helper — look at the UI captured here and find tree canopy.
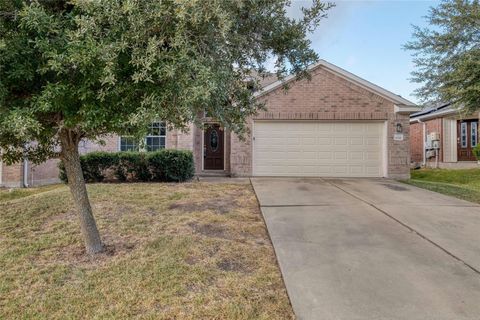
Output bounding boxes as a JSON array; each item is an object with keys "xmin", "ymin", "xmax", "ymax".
[
  {"xmin": 405, "ymin": 0, "xmax": 480, "ymax": 112},
  {"xmin": 0, "ymin": 0, "xmax": 332, "ymax": 164},
  {"xmin": 0, "ymin": 0, "xmax": 331, "ymax": 254}
]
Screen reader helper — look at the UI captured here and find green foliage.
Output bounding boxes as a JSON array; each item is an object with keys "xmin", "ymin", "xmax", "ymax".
[
  {"xmin": 473, "ymin": 144, "xmax": 480, "ymax": 160},
  {"xmin": 114, "ymin": 152, "xmax": 150, "ymax": 182},
  {"xmin": 59, "ymin": 150, "xmax": 195, "ymax": 183},
  {"xmin": 147, "ymin": 150, "xmax": 195, "ymax": 182},
  {"xmin": 0, "ymin": 0, "xmax": 332, "ymax": 164},
  {"xmin": 405, "ymin": 0, "xmax": 480, "ymax": 112}
]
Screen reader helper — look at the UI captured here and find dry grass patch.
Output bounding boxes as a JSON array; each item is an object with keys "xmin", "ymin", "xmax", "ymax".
[{"xmin": 0, "ymin": 182, "xmax": 293, "ymax": 319}]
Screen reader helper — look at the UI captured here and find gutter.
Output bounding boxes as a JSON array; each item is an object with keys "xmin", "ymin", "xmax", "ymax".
[
  {"xmin": 412, "ymin": 118, "xmax": 426, "ymax": 166},
  {"xmin": 410, "ymin": 108, "xmax": 458, "ymax": 122}
]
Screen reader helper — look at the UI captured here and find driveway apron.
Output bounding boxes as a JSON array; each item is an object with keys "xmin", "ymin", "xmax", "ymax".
[{"xmin": 251, "ymin": 178, "xmax": 480, "ymax": 320}]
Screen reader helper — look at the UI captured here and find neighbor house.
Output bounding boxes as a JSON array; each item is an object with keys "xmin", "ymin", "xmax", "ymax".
[
  {"xmin": 0, "ymin": 60, "xmax": 419, "ymax": 187},
  {"xmin": 410, "ymin": 102, "xmax": 480, "ymax": 168}
]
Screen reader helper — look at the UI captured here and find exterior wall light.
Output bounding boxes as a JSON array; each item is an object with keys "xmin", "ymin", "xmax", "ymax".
[{"xmin": 396, "ymin": 123, "xmax": 403, "ymax": 133}]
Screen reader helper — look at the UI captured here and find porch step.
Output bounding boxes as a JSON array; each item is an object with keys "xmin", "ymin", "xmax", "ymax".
[{"xmin": 196, "ymin": 171, "xmax": 230, "ymax": 178}]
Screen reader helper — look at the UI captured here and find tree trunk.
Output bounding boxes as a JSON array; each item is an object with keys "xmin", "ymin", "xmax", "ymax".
[{"xmin": 60, "ymin": 130, "xmax": 103, "ymax": 255}]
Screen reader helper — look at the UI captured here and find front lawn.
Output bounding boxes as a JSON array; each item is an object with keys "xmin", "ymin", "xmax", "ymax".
[
  {"xmin": 0, "ymin": 182, "xmax": 293, "ymax": 319},
  {"xmin": 0, "ymin": 184, "xmax": 62, "ymax": 203},
  {"xmin": 405, "ymin": 168, "xmax": 480, "ymax": 204}
]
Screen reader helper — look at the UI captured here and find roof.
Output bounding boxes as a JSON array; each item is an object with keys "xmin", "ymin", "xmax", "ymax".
[
  {"xmin": 254, "ymin": 59, "xmax": 418, "ymax": 110},
  {"xmin": 410, "ymin": 102, "xmax": 458, "ymax": 121}
]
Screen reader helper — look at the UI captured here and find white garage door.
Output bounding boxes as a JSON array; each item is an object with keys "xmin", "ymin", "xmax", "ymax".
[{"xmin": 253, "ymin": 121, "xmax": 385, "ymax": 177}]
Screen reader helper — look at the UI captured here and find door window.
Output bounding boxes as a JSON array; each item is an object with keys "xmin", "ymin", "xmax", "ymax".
[
  {"xmin": 471, "ymin": 122, "xmax": 478, "ymax": 147},
  {"xmin": 210, "ymin": 129, "xmax": 219, "ymax": 151},
  {"xmin": 461, "ymin": 122, "xmax": 468, "ymax": 148}
]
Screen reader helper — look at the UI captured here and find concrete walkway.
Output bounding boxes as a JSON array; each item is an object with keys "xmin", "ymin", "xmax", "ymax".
[{"xmin": 251, "ymin": 178, "xmax": 480, "ymax": 320}]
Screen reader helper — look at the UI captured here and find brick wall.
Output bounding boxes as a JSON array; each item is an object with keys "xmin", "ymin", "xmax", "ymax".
[
  {"xmin": 79, "ymin": 135, "xmax": 119, "ymax": 154},
  {"xmin": 28, "ymin": 158, "xmax": 61, "ymax": 186},
  {"xmin": 1, "ymin": 162, "xmax": 23, "ymax": 187},
  {"xmin": 410, "ymin": 121, "xmax": 423, "ymax": 163},
  {"xmin": 168, "ymin": 124, "xmax": 194, "ymax": 151},
  {"xmin": 229, "ymin": 65, "xmax": 411, "ymax": 179}
]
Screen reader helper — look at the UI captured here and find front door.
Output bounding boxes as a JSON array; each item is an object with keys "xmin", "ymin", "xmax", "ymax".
[
  {"xmin": 457, "ymin": 120, "xmax": 478, "ymax": 161},
  {"xmin": 204, "ymin": 124, "xmax": 224, "ymax": 170}
]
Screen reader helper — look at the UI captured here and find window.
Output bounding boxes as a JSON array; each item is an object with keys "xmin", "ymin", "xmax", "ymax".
[
  {"xmin": 461, "ymin": 122, "xmax": 468, "ymax": 148},
  {"xmin": 146, "ymin": 122, "xmax": 166, "ymax": 151},
  {"xmin": 120, "ymin": 137, "xmax": 139, "ymax": 152},
  {"xmin": 120, "ymin": 122, "xmax": 166, "ymax": 152},
  {"xmin": 472, "ymin": 122, "xmax": 478, "ymax": 147}
]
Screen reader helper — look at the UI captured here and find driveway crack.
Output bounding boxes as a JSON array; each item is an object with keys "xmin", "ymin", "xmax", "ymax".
[{"xmin": 325, "ymin": 179, "xmax": 480, "ymax": 276}]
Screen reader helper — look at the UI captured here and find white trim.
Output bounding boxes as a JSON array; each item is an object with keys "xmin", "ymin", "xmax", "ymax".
[
  {"xmin": 254, "ymin": 59, "xmax": 417, "ymax": 107},
  {"xmin": 410, "ymin": 109, "xmax": 458, "ymax": 122},
  {"xmin": 395, "ymin": 105, "xmax": 421, "ymax": 114},
  {"xmin": 0, "ymin": 159, "xmax": 3, "ymax": 186},
  {"xmin": 442, "ymin": 118, "xmax": 457, "ymax": 163},
  {"xmin": 383, "ymin": 121, "xmax": 388, "ymax": 178}
]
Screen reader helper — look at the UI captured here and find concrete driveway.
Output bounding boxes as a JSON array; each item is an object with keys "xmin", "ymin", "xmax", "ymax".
[{"xmin": 251, "ymin": 178, "xmax": 480, "ymax": 320}]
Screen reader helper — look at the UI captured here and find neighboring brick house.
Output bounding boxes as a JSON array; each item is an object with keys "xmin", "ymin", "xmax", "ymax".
[
  {"xmin": 410, "ymin": 102, "xmax": 480, "ymax": 169},
  {"xmin": 0, "ymin": 60, "xmax": 419, "ymax": 187}
]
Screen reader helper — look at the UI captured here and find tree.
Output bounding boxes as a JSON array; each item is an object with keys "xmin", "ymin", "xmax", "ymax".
[
  {"xmin": 405, "ymin": 0, "xmax": 480, "ymax": 112},
  {"xmin": 0, "ymin": 0, "xmax": 332, "ymax": 254}
]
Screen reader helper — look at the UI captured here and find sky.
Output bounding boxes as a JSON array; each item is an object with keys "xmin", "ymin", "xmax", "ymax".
[{"xmin": 285, "ymin": 0, "xmax": 440, "ymax": 104}]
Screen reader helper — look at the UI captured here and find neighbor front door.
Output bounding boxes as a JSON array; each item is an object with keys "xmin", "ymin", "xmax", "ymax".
[
  {"xmin": 204, "ymin": 124, "xmax": 224, "ymax": 170},
  {"xmin": 457, "ymin": 120, "xmax": 478, "ymax": 161}
]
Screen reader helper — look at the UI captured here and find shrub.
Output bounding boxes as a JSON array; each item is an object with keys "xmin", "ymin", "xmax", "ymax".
[
  {"xmin": 147, "ymin": 150, "xmax": 195, "ymax": 182},
  {"xmin": 473, "ymin": 144, "xmax": 480, "ymax": 161},
  {"xmin": 59, "ymin": 150, "xmax": 194, "ymax": 183},
  {"xmin": 114, "ymin": 152, "xmax": 150, "ymax": 182}
]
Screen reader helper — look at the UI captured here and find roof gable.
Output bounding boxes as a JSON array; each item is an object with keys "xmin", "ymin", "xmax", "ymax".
[{"xmin": 254, "ymin": 59, "xmax": 417, "ymax": 108}]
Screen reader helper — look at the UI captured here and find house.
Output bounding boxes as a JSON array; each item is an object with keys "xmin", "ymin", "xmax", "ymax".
[
  {"xmin": 410, "ymin": 102, "xmax": 480, "ymax": 168},
  {"xmin": 0, "ymin": 60, "xmax": 419, "ymax": 188}
]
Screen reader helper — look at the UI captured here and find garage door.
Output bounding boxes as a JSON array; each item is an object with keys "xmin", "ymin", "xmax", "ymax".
[{"xmin": 253, "ymin": 121, "xmax": 385, "ymax": 177}]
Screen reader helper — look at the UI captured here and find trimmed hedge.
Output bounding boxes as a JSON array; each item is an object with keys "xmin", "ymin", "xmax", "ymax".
[{"xmin": 59, "ymin": 150, "xmax": 194, "ymax": 183}]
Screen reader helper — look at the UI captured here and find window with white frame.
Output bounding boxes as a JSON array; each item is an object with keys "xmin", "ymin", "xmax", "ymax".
[
  {"xmin": 120, "ymin": 136, "xmax": 139, "ymax": 152},
  {"xmin": 146, "ymin": 122, "xmax": 166, "ymax": 151},
  {"xmin": 120, "ymin": 122, "xmax": 166, "ymax": 152}
]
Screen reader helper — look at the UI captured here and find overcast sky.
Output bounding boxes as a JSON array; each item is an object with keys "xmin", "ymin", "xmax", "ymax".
[{"xmin": 284, "ymin": 0, "xmax": 439, "ymax": 104}]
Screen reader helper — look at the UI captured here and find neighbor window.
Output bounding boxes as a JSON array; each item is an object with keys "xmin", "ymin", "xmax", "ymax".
[
  {"xmin": 120, "ymin": 122, "xmax": 166, "ymax": 152},
  {"xmin": 461, "ymin": 122, "xmax": 467, "ymax": 148},
  {"xmin": 471, "ymin": 122, "xmax": 478, "ymax": 147}
]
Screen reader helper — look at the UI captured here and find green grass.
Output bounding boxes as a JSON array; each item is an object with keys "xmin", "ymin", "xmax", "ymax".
[
  {"xmin": 405, "ymin": 168, "xmax": 480, "ymax": 204},
  {"xmin": 0, "ymin": 182, "xmax": 293, "ymax": 319},
  {"xmin": 0, "ymin": 184, "xmax": 63, "ymax": 203}
]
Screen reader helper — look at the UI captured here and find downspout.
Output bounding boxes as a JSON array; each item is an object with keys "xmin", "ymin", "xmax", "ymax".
[
  {"xmin": 412, "ymin": 118, "xmax": 426, "ymax": 166},
  {"xmin": 22, "ymin": 144, "xmax": 29, "ymax": 188},
  {"xmin": 22, "ymin": 158, "xmax": 29, "ymax": 188}
]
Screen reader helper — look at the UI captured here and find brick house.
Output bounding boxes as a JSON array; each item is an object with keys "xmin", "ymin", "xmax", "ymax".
[
  {"xmin": 410, "ymin": 102, "xmax": 480, "ymax": 169},
  {"xmin": 0, "ymin": 60, "xmax": 419, "ymax": 187}
]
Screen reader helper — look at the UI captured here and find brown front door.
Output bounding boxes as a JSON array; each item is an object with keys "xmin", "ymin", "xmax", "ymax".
[
  {"xmin": 457, "ymin": 120, "xmax": 478, "ymax": 161},
  {"xmin": 204, "ymin": 124, "xmax": 224, "ymax": 170}
]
